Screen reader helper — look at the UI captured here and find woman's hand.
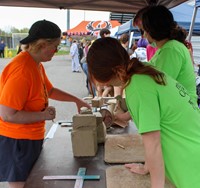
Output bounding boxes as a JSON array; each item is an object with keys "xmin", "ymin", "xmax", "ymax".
[
  {"xmin": 43, "ymin": 106, "xmax": 56, "ymax": 120},
  {"xmin": 114, "ymin": 111, "xmax": 131, "ymax": 122},
  {"xmin": 125, "ymin": 163, "xmax": 149, "ymax": 175},
  {"xmin": 0, "ymin": 104, "xmax": 56, "ymax": 124},
  {"xmin": 48, "ymin": 87, "xmax": 91, "ymax": 114},
  {"xmin": 76, "ymin": 99, "xmax": 91, "ymax": 113}
]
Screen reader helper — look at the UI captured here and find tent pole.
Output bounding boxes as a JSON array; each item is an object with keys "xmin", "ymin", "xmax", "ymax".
[
  {"xmin": 67, "ymin": 9, "xmax": 70, "ymax": 30},
  {"xmin": 188, "ymin": 1, "xmax": 199, "ymax": 42}
]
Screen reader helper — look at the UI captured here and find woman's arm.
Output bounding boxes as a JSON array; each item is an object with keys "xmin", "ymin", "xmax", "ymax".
[
  {"xmin": 142, "ymin": 131, "xmax": 165, "ymax": 188},
  {"xmin": 0, "ymin": 104, "xmax": 55, "ymax": 124},
  {"xmin": 48, "ymin": 87, "xmax": 91, "ymax": 113}
]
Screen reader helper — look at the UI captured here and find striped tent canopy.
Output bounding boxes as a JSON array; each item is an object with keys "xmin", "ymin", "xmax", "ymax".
[{"xmin": 63, "ymin": 20, "xmax": 121, "ymax": 36}]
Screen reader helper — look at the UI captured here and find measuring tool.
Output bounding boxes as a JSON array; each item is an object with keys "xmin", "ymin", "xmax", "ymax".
[{"xmin": 43, "ymin": 167, "xmax": 100, "ymax": 188}]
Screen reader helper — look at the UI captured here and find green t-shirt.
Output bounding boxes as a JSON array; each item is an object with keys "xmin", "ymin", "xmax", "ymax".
[
  {"xmin": 149, "ymin": 40, "xmax": 197, "ymax": 101},
  {"xmin": 125, "ymin": 74, "xmax": 200, "ymax": 188}
]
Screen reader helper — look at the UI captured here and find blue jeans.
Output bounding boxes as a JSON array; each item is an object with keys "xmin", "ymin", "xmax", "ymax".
[{"xmin": 82, "ymin": 63, "xmax": 96, "ymax": 95}]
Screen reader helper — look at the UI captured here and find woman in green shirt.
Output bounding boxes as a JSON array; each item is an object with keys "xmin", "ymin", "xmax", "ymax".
[
  {"xmin": 115, "ymin": 5, "xmax": 198, "ymax": 124},
  {"xmin": 141, "ymin": 5, "xmax": 197, "ymax": 102},
  {"xmin": 87, "ymin": 37, "xmax": 200, "ymax": 188}
]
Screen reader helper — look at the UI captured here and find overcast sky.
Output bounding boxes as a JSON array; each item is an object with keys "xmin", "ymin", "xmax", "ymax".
[{"xmin": 0, "ymin": 6, "xmax": 110, "ymax": 32}]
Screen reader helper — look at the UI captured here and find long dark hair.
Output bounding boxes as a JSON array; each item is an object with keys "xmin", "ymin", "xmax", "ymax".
[
  {"xmin": 142, "ymin": 5, "xmax": 187, "ymax": 43},
  {"xmin": 87, "ymin": 37, "xmax": 165, "ymax": 87}
]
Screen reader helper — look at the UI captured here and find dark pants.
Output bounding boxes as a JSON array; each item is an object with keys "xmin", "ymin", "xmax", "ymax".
[
  {"xmin": 0, "ymin": 135, "xmax": 43, "ymax": 182},
  {"xmin": 0, "ymin": 50, "xmax": 4, "ymax": 58}
]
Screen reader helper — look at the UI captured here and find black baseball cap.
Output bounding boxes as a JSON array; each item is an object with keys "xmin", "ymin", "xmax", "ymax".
[{"xmin": 20, "ymin": 20, "xmax": 61, "ymax": 44}]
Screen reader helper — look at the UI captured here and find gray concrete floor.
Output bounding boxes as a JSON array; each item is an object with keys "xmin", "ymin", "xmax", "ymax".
[{"xmin": 0, "ymin": 55, "xmax": 88, "ymax": 188}]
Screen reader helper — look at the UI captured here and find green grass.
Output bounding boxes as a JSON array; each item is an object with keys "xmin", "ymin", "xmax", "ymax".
[{"xmin": 56, "ymin": 50, "xmax": 70, "ymax": 55}]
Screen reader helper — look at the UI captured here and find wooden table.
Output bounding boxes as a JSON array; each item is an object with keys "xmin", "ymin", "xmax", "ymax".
[{"xmin": 24, "ymin": 122, "xmax": 137, "ymax": 188}]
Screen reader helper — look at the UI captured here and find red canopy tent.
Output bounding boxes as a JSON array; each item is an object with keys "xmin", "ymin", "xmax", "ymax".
[{"xmin": 64, "ymin": 20, "xmax": 121, "ymax": 36}]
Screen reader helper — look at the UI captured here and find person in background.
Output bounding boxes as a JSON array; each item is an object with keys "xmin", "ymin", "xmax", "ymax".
[
  {"xmin": 146, "ymin": 44, "xmax": 158, "ymax": 61},
  {"xmin": 133, "ymin": 6, "xmax": 149, "ymax": 30},
  {"xmin": 87, "ymin": 37, "xmax": 200, "ymax": 188},
  {"xmin": 99, "ymin": 28, "xmax": 111, "ymax": 38},
  {"xmin": 78, "ymin": 41, "xmax": 84, "ymax": 68},
  {"xmin": 130, "ymin": 31, "xmax": 148, "ymax": 62},
  {"xmin": 120, "ymin": 33, "xmax": 129, "ymax": 49},
  {"xmin": 0, "ymin": 20, "xmax": 90, "ymax": 188},
  {"xmin": 131, "ymin": 40, "xmax": 138, "ymax": 54},
  {"xmin": 70, "ymin": 39, "xmax": 81, "ymax": 73},
  {"xmin": 0, "ymin": 40, "xmax": 6, "ymax": 58},
  {"xmin": 133, "ymin": 6, "xmax": 158, "ymax": 61},
  {"xmin": 119, "ymin": 33, "xmax": 133, "ymax": 56},
  {"xmin": 81, "ymin": 40, "xmax": 96, "ymax": 96}
]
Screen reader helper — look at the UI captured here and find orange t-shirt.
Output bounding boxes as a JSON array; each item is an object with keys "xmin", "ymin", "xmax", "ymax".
[{"xmin": 0, "ymin": 51, "xmax": 53, "ymax": 140}]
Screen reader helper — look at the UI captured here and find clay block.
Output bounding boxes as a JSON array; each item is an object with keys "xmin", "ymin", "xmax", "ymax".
[
  {"xmin": 73, "ymin": 114, "xmax": 97, "ymax": 130},
  {"xmin": 97, "ymin": 122, "xmax": 106, "ymax": 144},
  {"xmin": 93, "ymin": 112, "xmax": 103, "ymax": 124},
  {"xmin": 71, "ymin": 129, "xmax": 98, "ymax": 157},
  {"xmin": 93, "ymin": 112, "xmax": 106, "ymax": 144},
  {"xmin": 91, "ymin": 96, "xmax": 104, "ymax": 107},
  {"xmin": 80, "ymin": 107, "xmax": 92, "ymax": 114}
]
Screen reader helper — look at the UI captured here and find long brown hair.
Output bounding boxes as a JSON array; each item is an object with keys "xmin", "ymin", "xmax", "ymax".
[
  {"xmin": 87, "ymin": 37, "xmax": 165, "ymax": 87},
  {"xmin": 142, "ymin": 5, "xmax": 187, "ymax": 44}
]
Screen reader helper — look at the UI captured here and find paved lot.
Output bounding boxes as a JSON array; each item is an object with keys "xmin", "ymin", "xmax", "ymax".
[{"xmin": 0, "ymin": 55, "xmax": 88, "ymax": 188}]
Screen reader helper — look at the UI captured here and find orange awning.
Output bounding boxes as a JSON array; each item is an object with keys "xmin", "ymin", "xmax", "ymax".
[{"xmin": 64, "ymin": 20, "xmax": 121, "ymax": 36}]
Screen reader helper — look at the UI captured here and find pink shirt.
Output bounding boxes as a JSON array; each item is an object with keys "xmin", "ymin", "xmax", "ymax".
[{"xmin": 146, "ymin": 45, "xmax": 158, "ymax": 61}]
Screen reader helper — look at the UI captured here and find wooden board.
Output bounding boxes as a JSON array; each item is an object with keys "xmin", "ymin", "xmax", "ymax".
[
  {"xmin": 106, "ymin": 165, "xmax": 175, "ymax": 188},
  {"xmin": 104, "ymin": 134, "xmax": 145, "ymax": 163}
]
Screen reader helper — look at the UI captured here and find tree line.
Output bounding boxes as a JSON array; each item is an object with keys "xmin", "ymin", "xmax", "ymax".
[{"xmin": 0, "ymin": 27, "xmax": 29, "ymax": 36}]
